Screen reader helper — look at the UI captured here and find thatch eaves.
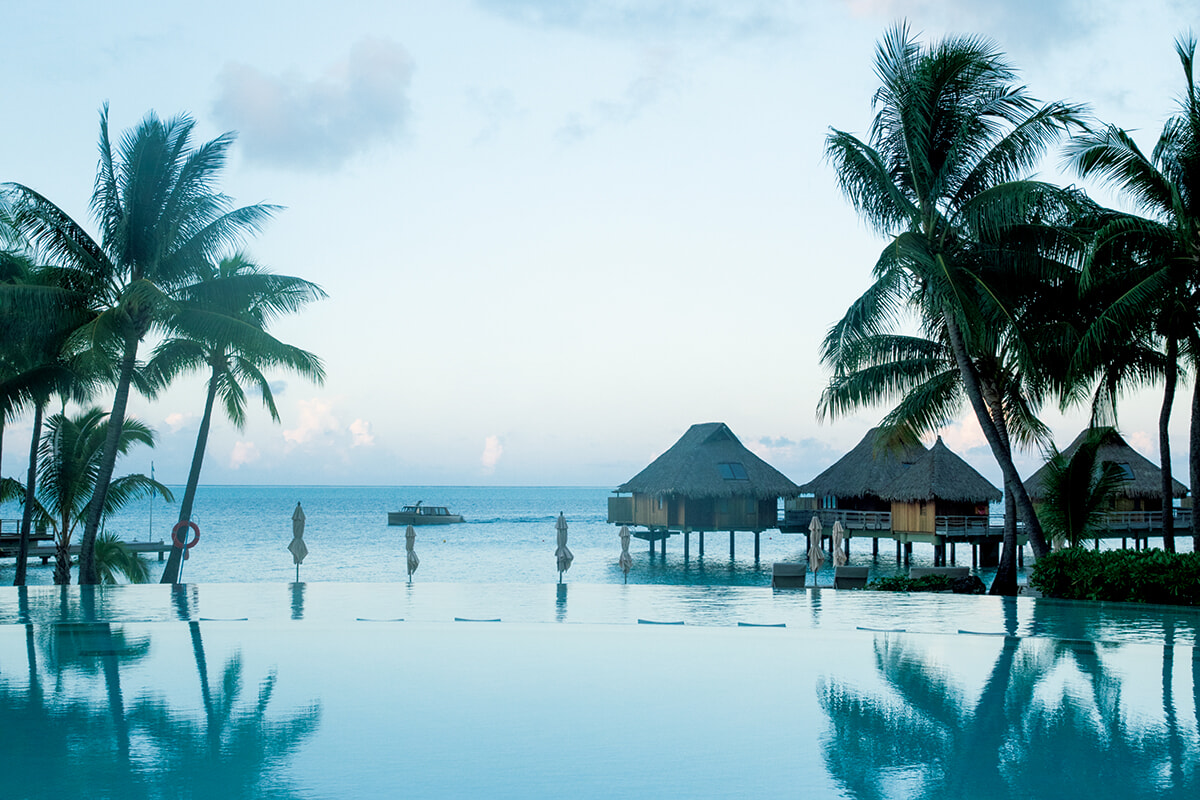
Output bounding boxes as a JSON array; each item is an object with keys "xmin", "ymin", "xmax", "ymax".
[
  {"xmin": 879, "ymin": 437, "xmax": 1002, "ymax": 503},
  {"xmin": 1024, "ymin": 428, "xmax": 1188, "ymax": 500},
  {"xmin": 615, "ymin": 422, "xmax": 801, "ymax": 500},
  {"xmin": 797, "ymin": 427, "xmax": 928, "ymax": 499}
]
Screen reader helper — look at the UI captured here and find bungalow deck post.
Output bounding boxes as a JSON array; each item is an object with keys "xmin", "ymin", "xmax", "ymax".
[
  {"xmin": 684, "ymin": 531, "xmax": 690, "ymax": 559},
  {"xmin": 729, "ymin": 531, "xmax": 735, "ymax": 560},
  {"xmin": 872, "ymin": 537, "xmax": 878, "ymax": 557},
  {"xmin": 699, "ymin": 531, "xmax": 705, "ymax": 556},
  {"xmin": 754, "ymin": 532, "xmax": 760, "ymax": 561}
]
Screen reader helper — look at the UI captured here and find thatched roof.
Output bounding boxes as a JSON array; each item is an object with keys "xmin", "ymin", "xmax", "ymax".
[
  {"xmin": 1024, "ymin": 428, "xmax": 1188, "ymax": 500},
  {"xmin": 797, "ymin": 427, "xmax": 928, "ymax": 499},
  {"xmin": 615, "ymin": 422, "xmax": 801, "ymax": 500},
  {"xmin": 879, "ymin": 437, "xmax": 1002, "ymax": 503}
]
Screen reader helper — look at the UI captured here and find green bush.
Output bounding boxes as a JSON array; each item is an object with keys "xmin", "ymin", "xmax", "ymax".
[
  {"xmin": 1030, "ymin": 548, "xmax": 1200, "ymax": 605},
  {"xmin": 868, "ymin": 574, "xmax": 956, "ymax": 593}
]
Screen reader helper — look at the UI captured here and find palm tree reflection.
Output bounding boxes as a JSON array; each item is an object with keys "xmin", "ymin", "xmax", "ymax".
[
  {"xmin": 819, "ymin": 617, "xmax": 1198, "ymax": 798},
  {"xmin": 0, "ymin": 608, "xmax": 320, "ymax": 798}
]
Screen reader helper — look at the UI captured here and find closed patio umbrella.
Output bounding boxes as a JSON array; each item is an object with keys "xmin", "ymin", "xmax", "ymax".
[
  {"xmin": 618, "ymin": 525, "xmax": 633, "ymax": 584},
  {"xmin": 405, "ymin": 525, "xmax": 419, "ymax": 583},
  {"xmin": 831, "ymin": 520, "xmax": 848, "ymax": 567},
  {"xmin": 555, "ymin": 512, "xmax": 574, "ymax": 584},
  {"xmin": 288, "ymin": 502, "xmax": 308, "ymax": 582},
  {"xmin": 807, "ymin": 515, "xmax": 825, "ymax": 583}
]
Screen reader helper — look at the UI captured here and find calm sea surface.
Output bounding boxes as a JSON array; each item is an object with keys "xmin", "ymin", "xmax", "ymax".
[{"xmin": 2, "ymin": 485, "xmax": 1039, "ymax": 587}]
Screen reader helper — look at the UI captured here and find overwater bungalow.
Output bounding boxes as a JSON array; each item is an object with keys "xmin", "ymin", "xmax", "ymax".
[
  {"xmin": 1023, "ymin": 428, "xmax": 1190, "ymax": 544},
  {"xmin": 788, "ymin": 427, "xmax": 927, "ymax": 528},
  {"xmin": 880, "ymin": 437, "xmax": 1001, "ymax": 564},
  {"xmin": 608, "ymin": 422, "xmax": 800, "ymax": 559}
]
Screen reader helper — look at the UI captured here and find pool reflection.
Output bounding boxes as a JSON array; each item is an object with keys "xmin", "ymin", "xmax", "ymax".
[
  {"xmin": 819, "ymin": 605, "xmax": 1200, "ymax": 799},
  {"xmin": 1, "ymin": 616, "xmax": 321, "ymax": 800}
]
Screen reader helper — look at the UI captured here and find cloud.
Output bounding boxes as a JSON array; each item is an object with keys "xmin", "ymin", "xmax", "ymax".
[
  {"xmin": 212, "ymin": 37, "xmax": 415, "ymax": 171},
  {"xmin": 349, "ymin": 419, "xmax": 375, "ymax": 447},
  {"xmin": 556, "ymin": 47, "xmax": 680, "ymax": 142},
  {"xmin": 164, "ymin": 412, "xmax": 193, "ymax": 433},
  {"xmin": 938, "ymin": 416, "xmax": 988, "ymax": 453},
  {"xmin": 475, "ymin": 1, "xmax": 797, "ymax": 39},
  {"xmin": 230, "ymin": 441, "xmax": 260, "ymax": 468},
  {"xmin": 467, "ymin": 86, "xmax": 525, "ymax": 144},
  {"xmin": 283, "ymin": 399, "xmax": 341, "ymax": 445},
  {"xmin": 481, "ymin": 435, "xmax": 504, "ymax": 473},
  {"xmin": 759, "ymin": 435, "xmax": 795, "ymax": 448}
]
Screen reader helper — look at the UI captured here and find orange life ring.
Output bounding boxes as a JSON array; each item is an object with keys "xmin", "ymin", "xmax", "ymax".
[{"xmin": 171, "ymin": 521, "xmax": 201, "ymax": 559}]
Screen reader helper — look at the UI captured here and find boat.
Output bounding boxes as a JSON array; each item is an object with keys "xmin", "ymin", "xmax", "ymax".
[{"xmin": 387, "ymin": 501, "xmax": 464, "ymax": 526}]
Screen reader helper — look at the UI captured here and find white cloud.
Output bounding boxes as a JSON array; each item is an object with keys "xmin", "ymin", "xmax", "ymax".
[
  {"xmin": 938, "ymin": 416, "xmax": 987, "ymax": 453},
  {"xmin": 481, "ymin": 435, "xmax": 504, "ymax": 473},
  {"xmin": 212, "ymin": 37, "xmax": 414, "ymax": 171},
  {"xmin": 557, "ymin": 47, "xmax": 680, "ymax": 143},
  {"xmin": 349, "ymin": 419, "xmax": 375, "ymax": 447},
  {"xmin": 1125, "ymin": 430, "xmax": 1156, "ymax": 459},
  {"xmin": 164, "ymin": 412, "xmax": 193, "ymax": 433},
  {"xmin": 230, "ymin": 441, "xmax": 260, "ymax": 468},
  {"xmin": 284, "ymin": 399, "xmax": 341, "ymax": 445}
]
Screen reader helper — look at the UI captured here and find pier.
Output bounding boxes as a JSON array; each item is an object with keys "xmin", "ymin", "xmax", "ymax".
[{"xmin": 0, "ymin": 519, "xmax": 173, "ymax": 563}]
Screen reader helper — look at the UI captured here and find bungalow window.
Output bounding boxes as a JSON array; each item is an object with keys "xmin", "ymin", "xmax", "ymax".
[{"xmin": 717, "ymin": 462, "xmax": 748, "ymax": 480}]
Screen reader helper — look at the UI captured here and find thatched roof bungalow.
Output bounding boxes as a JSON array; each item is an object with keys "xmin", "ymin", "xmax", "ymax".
[
  {"xmin": 796, "ymin": 427, "xmax": 928, "ymax": 512},
  {"xmin": 880, "ymin": 437, "xmax": 1001, "ymax": 534},
  {"xmin": 1023, "ymin": 428, "xmax": 1187, "ymax": 511},
  {"xmin": 608, "ymin": 422, "xmax": 800, "ymax": 533}
]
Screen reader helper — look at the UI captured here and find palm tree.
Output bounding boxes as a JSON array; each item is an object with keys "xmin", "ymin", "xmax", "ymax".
[
  {"xmin": 824, "ymin": 24, "xmax": 1086, "ymax": 561},
  {"xmin": 0, "ymin": 407, "xmax": 173, "ymax": 583},
  {"xmin": 0, "ymin": 252, "xmax": 98, "ymax": 585},
  {"xmin": 4, "ymin": 106, "xmax": 277, "ymax": 584},
  {"xmin": 1036, "ymin": 426, "xmax": 1130, "ymax": 549},
  {"xmin": 1064, "ymin": 34, "xmax": 1200, "ymax": 553},
  {"xmin": 146, "ymin": 254, "xmax": 325, "ymax": 584}
]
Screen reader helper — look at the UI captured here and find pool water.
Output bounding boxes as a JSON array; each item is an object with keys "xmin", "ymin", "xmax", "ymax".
[{"xmin": 1, "ymin": 583, "xmax": 1197, "ymax": 798}]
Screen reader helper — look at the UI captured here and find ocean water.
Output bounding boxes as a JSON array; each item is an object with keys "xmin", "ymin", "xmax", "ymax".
[{"xmin": 2, "ymin": 485, "xmax": 1031, "ymax": 586}]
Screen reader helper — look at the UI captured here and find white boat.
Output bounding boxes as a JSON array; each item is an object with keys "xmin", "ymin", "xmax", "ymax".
[{"xmin": 387, "ymin": 501, "xmax": 464, "ymax": 526}]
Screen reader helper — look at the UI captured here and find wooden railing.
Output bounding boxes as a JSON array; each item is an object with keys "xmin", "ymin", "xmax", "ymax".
[
  {"xmin": 935, "ymin": 516, "xmax": 991, "ymax": 535},
  {"xmin": 780, "ymin": 509, "xmax": 892, "ymax": 531}
]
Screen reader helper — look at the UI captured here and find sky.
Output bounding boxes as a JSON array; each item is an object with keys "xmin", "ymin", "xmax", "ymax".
[{"xmin": 2, "ymin": 0, "xmax": 1197, "ymax": 489}]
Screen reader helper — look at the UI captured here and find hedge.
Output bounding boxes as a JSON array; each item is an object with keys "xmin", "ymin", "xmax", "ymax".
[{"xmin": 1029, "ymin": 548, "xmax": 1200, "ymax": 606}]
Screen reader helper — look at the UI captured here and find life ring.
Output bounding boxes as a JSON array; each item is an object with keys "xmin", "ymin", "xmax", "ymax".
[{"xmin": 172, "ymin": 521, "xmax": 201, "ymax": 559}]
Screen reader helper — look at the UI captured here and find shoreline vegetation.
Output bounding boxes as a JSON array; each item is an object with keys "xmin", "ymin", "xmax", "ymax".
[{"xmin": 4, "ymin": 22, "xmax": 1200, "ymax": 602}]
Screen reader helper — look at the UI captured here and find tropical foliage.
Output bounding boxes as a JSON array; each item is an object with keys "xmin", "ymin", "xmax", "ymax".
[
  {"xmin": 1035, "ymin": 426, "xmax": 1129, "ymax": 549},
  {"xmin": 145, "ymin": 254, "xmax": 325, "ymax": 583},
  {"xmin": 823, "ymin": 23, "xmax": 1083, "ymax": 592},
  {"xmin": 4, "ymin": 106, "xmax": 279, "ymax": 584},
  {"xmin": 0, "ymin": 406, "xmax": 173, "ymax": 583}
]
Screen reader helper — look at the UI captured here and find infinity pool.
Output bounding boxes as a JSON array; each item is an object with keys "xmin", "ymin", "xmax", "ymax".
[{"xmin": 1, "ymin": 584, "xmax": 1197, "ymax": 798}]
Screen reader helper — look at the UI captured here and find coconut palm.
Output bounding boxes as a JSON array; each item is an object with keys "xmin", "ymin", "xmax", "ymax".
[
  {"xmin": 1064, "ymin": 34, "xmax": 1200, "ymax": 552},
  {"xmin": 145, "ymin": 254, "xmax": 325, "ymax": 584},
  {"xmin": 0, "ymin": 407, "xmax": 173, "ymax": 584},
  {"xmin": 4, "ymin": 106, "xmax": 277, "ymax": 584},
  {"xmin": 824, "ymin": 24, "xmax": 1087, "ymax": 561}
]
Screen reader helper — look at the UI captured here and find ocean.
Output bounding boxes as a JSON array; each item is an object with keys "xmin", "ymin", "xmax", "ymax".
[{"xmin": 2, "ymin": 485, "xmax": 1027, "ymax": 586}]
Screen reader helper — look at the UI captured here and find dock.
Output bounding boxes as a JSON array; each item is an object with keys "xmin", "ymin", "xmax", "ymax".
[{"xmin": 1, "ymin": 520, "xmax": 173, "ymax": 563}]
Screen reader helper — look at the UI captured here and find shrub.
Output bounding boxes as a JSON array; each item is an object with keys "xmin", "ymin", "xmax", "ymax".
[
  {"xmin": 1030, "ymin": 547, "xmax": 1200, "ymax": 605},
  {"xmin": 868, "ymin": 574, "xmax": 956, "ymax": 593}
]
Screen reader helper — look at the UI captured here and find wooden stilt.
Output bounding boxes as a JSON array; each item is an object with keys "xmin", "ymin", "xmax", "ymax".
[
  {"xmin": 843, "ymin": 536, "xmax": 850, "ymax": 561},
  {"xmin": 972, "ymin": 543, "xmax": 978, "ymax": 567},
  {"xmin": 896, "ymin": 540, "xmax": 902, "ymax": 563},
  {"xmin": 872, "ymin": 537, "xmax": 879, "ymax": 556},
  {"xmin": 1018, "ymin": 545, "xmax": 1024, "ymax": 567},
  {"xmin": 729, "ymin": 531, "xmax": 735, "ymax": 560},
  {"xmin": 699, "ymin": 531, "xmax": 705, "ymax": 557},
  {"xmin": 684, "ymin": 532, "xmax": 690, "ymax": 559},
  {"xmin": 754, "ymin": 532, "xmax": 760, "ymax": 562},
  {"xmin": 904, "ymin": 542, "xmax": 912, "ymax": 566},
  {"xmin": 949, "ymin": 542, "xmax": 956, "ymax": 564}
]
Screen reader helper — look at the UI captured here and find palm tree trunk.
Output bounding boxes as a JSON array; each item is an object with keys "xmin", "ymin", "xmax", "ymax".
[
  {"xmin": 161, "ymin": 369, "xmax": 219, "ymax": 584},
  {"xmin": 1159, "ymin": 337, "xmax": 1178, "ymax": 552},
  {"xmin": 1191, "ymin": 362, "xmax": 1200, "ymax": 552},
  {"xmin": 79, "ymin": 329, "xmax": 140, "ymax": 585},
  {"xmin": 13, "ymin": 399, "xmax": 44, "ymax": 586},
  {"xmin": 982, "ymin": 378, "xmax": 1019, "ymax": 596},
  {"xmin": 944, "ymin": 315, "xmax": 1050, "ymax": 558}
]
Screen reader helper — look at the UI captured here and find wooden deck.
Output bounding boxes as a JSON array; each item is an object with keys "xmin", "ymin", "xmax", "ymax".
[{"xmin": 0, "ymin": 520, "xmax": 172, "ymax": 562}]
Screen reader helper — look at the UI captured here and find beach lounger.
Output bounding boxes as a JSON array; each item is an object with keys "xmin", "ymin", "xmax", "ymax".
[
  {"xmin": 908, "ymin": 566, "xmax": 969, "ymax": 579},
  {"xmin": 771, "ymin": 562, "xmax": 807, "ymax": 588},
  {"xmin": 833, "ymin": 566, "xmax": 869, "ymax": 589}
]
